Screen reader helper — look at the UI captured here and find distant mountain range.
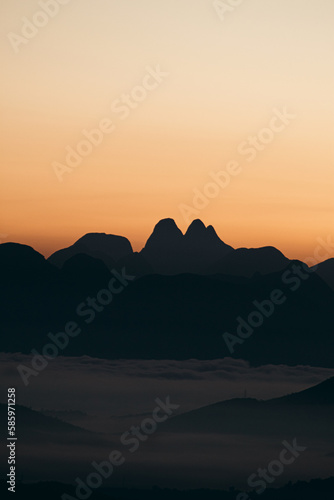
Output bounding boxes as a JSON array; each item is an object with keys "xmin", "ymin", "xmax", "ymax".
[
  {"xmin": 140, "ymin": 218, "xmax": 234, "ymax": 274},
  {"xmin": 0, "ymin": 403, "xmax": 97, "ymax": 445},
  {"xmin": 47, "ymin": 219, "xmax": 291, "ymax": 277},
  {"xmin": 0, "ymin": 219, "xmax": 333, "ymax": 366},
  {"xmin": 6, "ymin": 377, "xmax": 332, "ymax": 443},
  {"xmin": 164, "ymin": 376, "xmax": 334, "ymax": 438},
  {"xmin": 45, "ymin": 219, "xmax": 334, "ymax": 283},
  {"xmin": 48, "ymin": 232, "xmax": 133, "ymax": 270},
  {"xmin": 1, "ymin": 378, "xmax": 333, "ymax": 494},
  {"xmin": 1, "ymin": 217, "xmax": 308, "ymax": 283}
]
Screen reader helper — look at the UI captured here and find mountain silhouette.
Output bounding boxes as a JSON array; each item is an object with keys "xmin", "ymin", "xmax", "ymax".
[
  {"xmin": 1, "ymin": 220, "xmax": 334, "ymax": 365},
  {"xmin": 163, "ymin": 376, "xmax": 334, "ymax": 437},
  {"xmin": 182, "ymin": 219, "xmax": 233, "ymax": 273},
  {"xmin": 1, "ymin": 225, "xmax": 333, "ymax": 495},
  {"xmin": 140, "ymin": 218, "xmax": 233, "ymax": 274},
  {"xmin": 314, "ymin": 258, "xmax": 334, "ymax": 290},
  {"xmin": 61, "ymin": 253, "xmax": 112, "ymax": 290},
  {"xmin": 140, "ymin": 218, "xmax": 184, "ymax": 274},
  {"xmin": 145, "ymin": 218, "xmax": 184, "ymax": 247},
  {"xmin": 1, "ymin": 249, "xmax": 333, "ymax": 366},
  {"xmin": 48, "ymin": 232, "xmax": 133, "ymax": 269},
  {"xmin": 0, "ymin": 403, "xmax": 96, "ymax": 443},
  {"xmin": 274, "ymin": 375, "xmax": 334, "ymax": 405},
  {"xmin": 115, "ymin": 251, "xmax": 154, "ymax": 277},
  {"xmin": 0, "ymin": 242, "xmax": 56, "ymax": 283},
  {"xmin": 44, "ymin": 219, "xmax": 310, "ymax": 277},
  {"xmin": 207, "ymin": 246, "xmax": 289, "ymax": 276}
]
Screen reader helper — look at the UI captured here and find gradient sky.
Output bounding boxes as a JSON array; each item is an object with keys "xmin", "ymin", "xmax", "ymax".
[{"xmin": 1, "ymin": 0, "xmax": 333, "ymax": 260}]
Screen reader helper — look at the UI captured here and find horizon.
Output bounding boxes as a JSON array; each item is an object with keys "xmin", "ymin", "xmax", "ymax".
[{"xmin": 2, "ymin": 216, "xmax": 332, "ymax": 264}]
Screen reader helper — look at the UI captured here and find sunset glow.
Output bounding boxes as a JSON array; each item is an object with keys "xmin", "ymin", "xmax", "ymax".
[{"xmin": 1, "ymin": 0, "xmax": 333, "ymax": 260}]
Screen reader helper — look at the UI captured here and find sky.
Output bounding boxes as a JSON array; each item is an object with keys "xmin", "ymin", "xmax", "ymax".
[{"xmin": 0, "ymin": 0, "xmax": 333, "ymax": 260}]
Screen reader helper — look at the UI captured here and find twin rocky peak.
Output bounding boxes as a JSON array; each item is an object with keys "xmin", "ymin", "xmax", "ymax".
[{"xmin": 47, "ymin": 219, "xmax": 289, "ymax": 277}]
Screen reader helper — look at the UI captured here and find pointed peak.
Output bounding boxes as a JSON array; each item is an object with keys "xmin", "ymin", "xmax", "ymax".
[
  {"xmin": 143, "ymin": 219, "xmax": 183, "ymax": 252},
  {"xmin": 185, "ymin": 219, "xmax": 206, "ymax": 236},
  {"xmin": 206, "ymin": 225, "xmax": 218, "ymax": 236},
  {"xmin": 189, "ymin": 219, "xmax": 206, "ymax": 228},
  {"xmin": 151, "ymin": 219, "xmax": 183, "ymax": 238},
  {"xmin": 154, "ymin": 218, "xmax": 180, "ymax": 230}
]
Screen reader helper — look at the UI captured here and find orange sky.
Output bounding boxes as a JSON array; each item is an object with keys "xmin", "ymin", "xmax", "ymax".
[{"xmin": 1, "ymin": 0, "xmax": 333, "ymax": 261}]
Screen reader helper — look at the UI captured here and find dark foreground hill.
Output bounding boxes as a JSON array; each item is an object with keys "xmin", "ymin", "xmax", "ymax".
[
  {"xmin": 2, "ymin": 478, "xmax": 334, "ymax": 500},
  {"xmin": 163, "ymin": 376, "xmax": 334, "ymax": 438},
  {"xmin": 0, "ymin": 403, "xmax": 103, "ymax": 446},
  {"xmin": 0, "ymin": 241, "xmax": 333, "ymax": 366},
  {"xmin": 1, "ymin": 378, "xmax": 333, "ymax": 490}
]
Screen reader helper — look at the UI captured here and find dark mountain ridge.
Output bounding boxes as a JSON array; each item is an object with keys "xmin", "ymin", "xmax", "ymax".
[
  {"xmin": 163, "ymin": 376, "xmax": 334, "ymax": 437},
  {"xmin": 0, "ymin": 220, "xmax": 333, "ymax": 366},
  {"xmin": 45, "ymin": 218, "xmax": 322, "ymax": 278}
]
